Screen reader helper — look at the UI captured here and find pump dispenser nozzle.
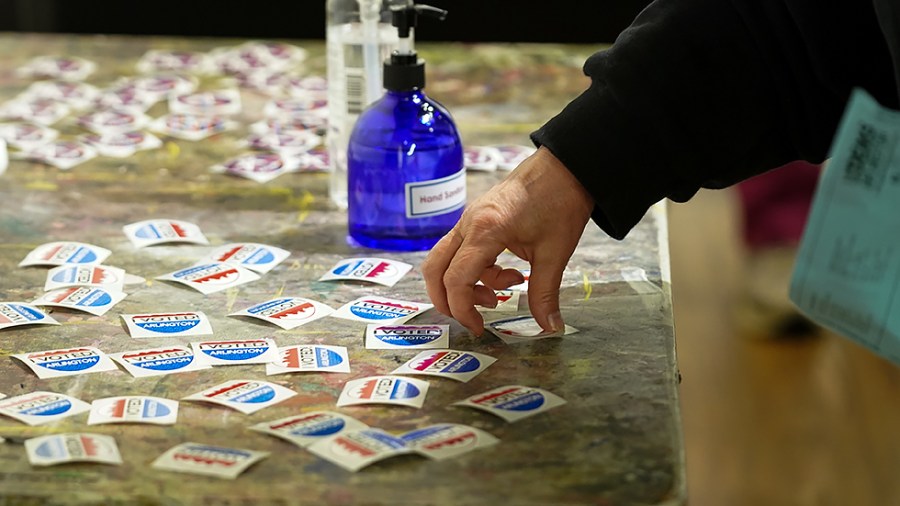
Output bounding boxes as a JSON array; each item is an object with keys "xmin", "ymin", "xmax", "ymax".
[{"xmin": 383, "ymin": 2, "xmax": 448, "ymax": 91}]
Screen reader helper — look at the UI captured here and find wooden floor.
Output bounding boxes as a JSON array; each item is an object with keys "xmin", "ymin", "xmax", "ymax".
[{"xmin": 667, "ymin": 188, "xmax": 900, "ymax": 506}]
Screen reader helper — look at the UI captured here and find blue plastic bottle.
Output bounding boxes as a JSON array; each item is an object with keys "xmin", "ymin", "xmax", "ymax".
[{"xmin": 347, "ymin": 4, "xmax": 464, "ymax": 251}]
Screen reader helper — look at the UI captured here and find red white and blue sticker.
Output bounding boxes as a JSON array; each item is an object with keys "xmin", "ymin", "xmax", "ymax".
[
  {"xmin": 0, "ymin": 391, "xmax": 90, "ymax": 426},
  {"xmin": 13, "ymin": 139, "xmax": 98, "ymax": 169},
  {"xmin": 44, "ymin": 264, "xmax": 125, "ymax": 292},
  {"xmin": 121, "ymin": 311, "xmax": 213, "ymax": 338},
  {"xmin": 337, "ymin": 375, "xmax": 429, "ymax": 408},
  {"xmin": 13, "ymin": 346, "xmax": 119, "ymax": 379},
  {"xmin": 365, "ymin": 324, "xmax": 450, "ymax": 350},
  {"xmin": 152, "ymin": 442, "xmax": 269, "ymax": 479},
  {"xmin": 92, "ymin": 84, "xmax": 158, "ymax": 113},
  {"xmin": 123, "ymin": 219, "xmax": 209, "ymax": 248},
  {"xmin": 109, "ymin": 345, "xmax": 211, "ymax": 378},
  {"xmin": 0, "ymin": 98, "xmax": 70, "ymax": 126},
  {"xmin": 210, "ymin": 152, "xmax": 299, "ymax": 184},
  {"xmin": 77, "ymin": 109, "xmax": 150, "ymax": 134},
  {"xmin": 80, "ymin": 130, "xmax": 162, "ymax": 158},
  {"xmin": 307, "ymin": 428, "xmax": 412, "ymax": 472},
  {"xmin": 17, "ymin": 55, "xmax": 96, "ymax": 81},
  {"xmin": 320, "ymin": 257, "xmax": 412, "ymax": 287},
  {"xmin": 485, "ymin": 315, "xmax": 579, "ymax": 344},
  {"xmin": 0, "ymin": 122, "xmax": 59, "ymax": 150},
  {"xmin": 332, "ymin": 296, "xmax": 433, "ymax": 325},
  {"xmin": 263, "ymin": 96, "xmax": 327, "ymax": 117},
  {"xmin": 32, "ymin": 286, "xmax": 126, "ymax": 316},
  {"xmin": 204, "ymin": 243, "xmax": 291, "ymax": 274},
  {"xmin": 135, "ymin": 50, "xmax": 213, "ymax": 74},
  {"xmin": 149, "ymin": 113, "xmax": 237, "ymax": 141},
  {"xmin": 392, "ymin": 349, "xmax": 496, "ymax": 383},
  {"xmin": 122, "ymin": 74, "xmax": 199, "ymax": 101},
  {"xmin": 0, "ymin": 302, "xmax": 59, "ymax": 330},
  {"xmin": 400, "ymin": 423, "xmax": 499, "ymax": 461},
  {"xmin": 25, "ymin": 433, "xmax": 122, "ymax": 467},
  {"xmin": 87, "ymin": 396, "xmax": 178, "ymax": 425},
  {"xmin": 494, "ymin": 144, "xmax": 536, "ymax": 171},
  {"xmin": 22, "ymin": 80, "xmax": 99, "ymax": 110},
  {"xmin": 453, "ymin": 385, "xmax": 567, "ymax": 423},
  {"xmin": 249, "ymin": 411, "xmax": 368, "ymax": 448},
  {"xmin": 191, "ymin": 338, "xmax": 279, "ymax": 366},
  {"xmin": 19, "ymin": 241, "xmax": 110, "ymax": 267},
  {"xmin": 266, "ymin": 344, "xmax": 350, "ymax": 375},
  {"xmin": 183, "ymin": 379, "xmax": 297, "ymax": 414},
  {"xmin": 477, "ymin": 290, "xmax": 520, "ymax": 312},
  {"xmin": 244, "ymin": 130, "xmax": 322, "ymax": 156},
  {"xmin": 157, "ymin": 262, "xmax": 260, "ymax": 295},
  {"xmin": 169, "ymin": 89, "xmax": 242, "ymax": 116},
  {"xmin": 249, "ymin": 114, "xmax": 327, "ymax": 136},
  {"xmin": 231, "ymin": 297, "xmax": 333, "ymax": 330},
  {"xmin": 464, "ymin": 145, "xmax": 502, "ymax": 172}
]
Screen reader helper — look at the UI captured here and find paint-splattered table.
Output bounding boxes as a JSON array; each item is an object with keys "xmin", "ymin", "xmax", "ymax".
[{"xmin": 0, "ymin": 33, "xmax": 685, "ymax": 505}]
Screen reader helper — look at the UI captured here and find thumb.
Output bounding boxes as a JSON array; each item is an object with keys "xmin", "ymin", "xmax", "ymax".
[{"xmin": 526, "ymin": 254, "xmax": 567, "ymax": 333}]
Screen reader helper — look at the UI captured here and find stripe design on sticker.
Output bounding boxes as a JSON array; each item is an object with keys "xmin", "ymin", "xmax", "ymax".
[
  {"xmin": 27, "ymin": 348, "xmax": 101, "ymax": 372},
  {"xmin": 268, "ymin": 413, "xmax": 345, "ymax": 437},
  {"xmin": 132, "ymin": 313, "xmax": 202, "ymax": 334},
  {"xmin": 350, "ymin": 300, "xmax": 418, "ymax": 320},
  {"xmin": 373, "ymin": 325, "xmax": 443, "ymax": 346},
  {"xmin": 198, "ymin": 340, "xmax": 271, "ymax": 361}
]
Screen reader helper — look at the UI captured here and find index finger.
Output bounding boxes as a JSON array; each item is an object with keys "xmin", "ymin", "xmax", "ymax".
[
  {"xmin": 443, "ymin": 236, "xmax": 507, "ymax": 335},
  {"xmin": 422, "ymin": 226, "xmax": 463, "ymax": 318}
]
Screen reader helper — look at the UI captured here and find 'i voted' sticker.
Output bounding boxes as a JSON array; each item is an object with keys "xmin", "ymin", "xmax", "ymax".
[
  {"xmin": 319, "ymin": 257, "xmax": 412, "ymax": 287},
  {"xmin": 87, "ymin": 396, "xmax": 178, "ymax": 425},
  {"xmin": 157, "ymin": 262, "xmax": 260, "ymax": 295},
  {"xmin": 19, "ymin": 241, "xmax": 111, "ymax": 267},
  {"xmin": 477, "ymin": 290, "xmax": 520, "ymax": 312},
  {"xmin": 0, "ymin": 391, "xmax": 90, "ymax": 426},
  {"xmin": 183, "ymin": 380, "xmax": 297, "ymax": 414},
  {"xmin": 169, "ymin": 89, "xmax": 242, "ymax": 116},
  {"xmin": 266, "ymin": 345, "xmax": 350, "ymax": 375},
  {"xmin": 249, "ymin": 411, "xmax": 368, "ymax": 448},
  {"xmin": 44, "ymin": 264, "xmax": 125, "ymax": 292},
  {"xmin": 204, "ymin": 243, "xmax": 290, "ymax": 274},
  {"xmin": 80, "ymin": 130, "xmax": 162, "ymax": 158},
  {"xmin": 109, "ymin": 345, "xmax": 211, "ymax": 378},
  {"xmin": 17, "ymin": 56, "xmax": 96, "ymax": 81},
  {"xmin": 191, "ymin": 338, "xmax": 279, "ymax": 366},
  {"xmin": 307, "ymin": 428, "xmax": 412, "ymax": 472},
  {"xmin": 13, "ymin": 347, "xmax": 119, "ymax": 379},
  {"xmin": 14, "ymin": 139, "xmax": 97, "ymax": 169},
  {"xmin": 453, "ymin": 385, "xmax": 567, "ymax": 423},
  {"xmin": 25, "ymin": 433, "xmax": 122, "ymax": 467},
  {"xmin": 152, "ymin": 442, "xmax": 269, "ymax": 480},
  {"xmin": 32, "ymin": 286, "xmax": 126, "ymax": 316},
  {"xmin": 0, "ymin": 302, "xmax": 58, "ymax": 330},
  {"xmin": 121, "ymin": 311, "xmax": 213, "ymax": 338},
  {"xmin": 231, "ymin": 297, "xmax": 333, "ymax": 330},
  {"xmin": 210, "ymin": 152, "xmax": 300, "ymax": 184},
  {"xmin": 464, "ymin": 145, "xmax": 502, "ymax": 172},
  {"xmin": 148, "ymin": 113, "xmax": 237, "ymax": 141},
  {"xmin": 332, "ymin": 296, "xmax": 433, "ymax": 325},
  {"xmin": 0, "ymin": 122, "xmax": 59, "ymax": 150},
  {"xmin": 337, "ymin": 375, "xmax": 429, "ymax": 409},
  {"xmin": 485, "ymin": 315, "xmax": 579, "ymax": 344},
  {"xmin": 123, "ymin": 219, "xmax": 209, "ymax": 248},
  {"xmin": 400, "ymin": 423, "xmax": 499, "ymax": 461},
  {"xmin": 365, "ymin": 324, "xmax": 450, "ymax": 350},
  {"xmin": 392, "ymin": 350, "xmax": 496, "ymax": 383}
]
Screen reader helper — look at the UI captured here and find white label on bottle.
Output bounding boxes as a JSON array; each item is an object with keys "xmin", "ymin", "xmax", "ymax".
[{"xmin": 405, "ymin": 169, "xmax": 467, "ymax": 219}]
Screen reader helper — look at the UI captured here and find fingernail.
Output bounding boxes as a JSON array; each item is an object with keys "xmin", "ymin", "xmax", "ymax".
[{"xmin": 548, "ymin": 312, "xmax": 564, "ymax": 332}]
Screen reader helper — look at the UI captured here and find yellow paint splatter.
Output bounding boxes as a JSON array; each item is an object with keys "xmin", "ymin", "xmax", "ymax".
[
  {"xmin": 24, "ymin": 181, "xmax": 58, "ymax": 191},
  {"xmin": 582, "ymin": 272, "xmax": 592, "ymax": 300},
  {"xmin": 225, "ymin": 287, "xmax": 239, "ymax": 312},
  {"xmin": 296, "ymin": 190, "xmax": 315, "ymax": 222},
  {"xmin": 166, "ymin": 141, "xmax": 180, "ymax": 160},
  {"xmin": 273, "ymin": 283, "xmax": 285, "ymax": 298},
  {"xmin": 0, "ymin": 348, "xmax": 12, "ymax": 358}
]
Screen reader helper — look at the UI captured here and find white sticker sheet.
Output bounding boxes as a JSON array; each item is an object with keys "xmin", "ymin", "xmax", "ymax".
[
  {"xmin": 156, "ymin": 262, "xmax": 260, "ymax": 295},
  {"xmin": 191, "ymin": 338, "xmax": 279, "ymax": 366},
  {"xmin": 152, "ymin": 442, "xmax": 269, "ymax": 479},
  {"xmin": 306, "ymin": 428, "xmax": 412, "ymax": 472},
  {"xmin": 319, "ymin": 257, "xmax": 412, "ymax": 287},
  {"xmin": 32, "ymin": 286, "xmax": 126, "ymax": 316},
  {"xmin": 87, "ymin": 396, "xmax": 178, "ymax": 425},
  {"xmin": 183, "ymin": 379, "xmax": 297, "ymax": 414},
  {"xmin": 44, "ymin": 264, "xmax": 126, "ymax": 292},
  {"xmin": 484, "ymin": 315, "xmax": 579, "ymax": 344},
  {"xmin": 123, "ymin": 219, "xmax": 209, "ymax": 248},
  {"xmin": 391, "ymin": 350, "xmax": 496, "ymax": 383},
  {"xmin": 365, "ymin": 324, "xmax": 450, "ymax": 350},
  {"xmin": 337, "ymin": 376, "xmax": 429, "ymax": 409},
  {"xmin": 453, "ymin": 385, "xmax": 567, "ymax": 423},
  {"xmin": 109, "ymin": 345, "xmax": 212, "ymax": 378},
  {"xmin": 203, "ymin": 243, "xmax": 291, "ymax": 274},
  {"xmin": 265, "ymin": 345, "xmax": 350, "ymax": 375},
  {"xmin": 19, "ymin": 241, "xmax": 111, "ymax": 267},
  {"xmin": 25, "ymin": 433, "xmax": 122, "ymax": 467},
  {"xmin": 331, "ymin": 296, "xmax": 433, "ymax": 326},
  {"xmin": 231, "ymin": 297, "xmax": 333, "ymax": 330},
  {"xmin": 13, "ymin": 346, "xmax": 119, "ymax": 379},
  {"xmin": 0, "ymin": 391, "xmax": 91, "ymax": 426},
  {"xmin": 121, "ymin": 311, "xmax": 214, "ymax": 338},
  {"xmin": 249, "ymin": 411, "xmax": 368, "ymax": 448},
  {"xmin": 0, "ymin": 302, "xmax": 59, "ymax": 330},
  {"xmin": 400, "ymin": 423, "xmax": 499, "ymax": 460}
]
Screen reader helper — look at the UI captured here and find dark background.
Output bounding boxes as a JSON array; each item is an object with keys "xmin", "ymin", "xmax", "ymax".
[{"xmin": 0, "ymin": 0, "xmax": 650, "ymax": 43}]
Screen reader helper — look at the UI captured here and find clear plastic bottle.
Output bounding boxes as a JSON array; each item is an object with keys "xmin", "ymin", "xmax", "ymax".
[{"xmin": 326, "ymin": 0, "xmax": 404, "ymax": 209}]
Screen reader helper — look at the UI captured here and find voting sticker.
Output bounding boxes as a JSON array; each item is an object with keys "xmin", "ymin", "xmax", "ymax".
[
  {"xmin": 80, "ymin": 130, "xmax": 162, "ymax": 158},
  {"xmin": 249, "ymin": 411, "xmax": 368, "ymax": 448},
  {"xmin": 454, "ymin": 385, "xmax": 566, "ymax": 423},
  {"xmin": 494, "ymin": 144, "xmax": 536, "ymax": 171},
  {"xmin": 337, "ymin": 375, "xmax": 429, "ymax": 408},
  {"xmin": 88, "ymin": 396, "xmax": 178, "ymax": 425},
  {"xmin": 401, "ymin": 423, "xmax": 499, "ymax": 460},
  {"xmin": 0, "ymin": 302, "xmax": 58, "ymax": 330},
  {"xmin": 478, "ymin": 290, "xmax": 520, "ymax": 312},
  {"xmin": 152, "ymin": 442, "xmax": 269, "ymax": 480},
  {"xmin": 191, "ymin": 338, "xmax": 279, "ymax": 366},
  {"xmin": 250, "ymin": 115, "xmax": 327, "ymax": 136},
  {"xmin": 32, "ymin": 286, "xmax": 126, "ymax": 316},
  {"xmin": 365, "ymin": 324, "xmax": 450, "ymax": 350},
  {"xmin": 169, "ymin": 89, "xmax": 242, "ymax": 116},
  {"xmin": 44, "ymin": 264, "xmax": 125, "ymax": 292},
  {"xmin": 320, "ymin": 257, "xmax": 412, "ymax": 287},
  {"xmin": 485, "ymin": 315, "xmax": 579, "ymax": 344},
  {"xmin": 14, "ymin": 139, "xmax": 97, "ymax": 169},
  {"xmin": 148, "ymin": 113, "xmax": 236, "ymax": 141},
  {"xmin": 0, "ymin": 122, "xmax": 59, "ymax": 149},
  {"xmin": 204, "ymin": 243, "xmax": 291, "ymax": 274},
  {"xmin": 25, "ymin": 433, "xmax": 122, "ymax": 467},
  {"xmin": 92, "ymin": 85, "xmax": 158, "ymax": 113},
  {"xmin": 332, "ymin": 297, "xmax": 433, "ymax": 325},
  {"xmin": 19, "ymin": 241, "xmax": 111, "ymax": 267},
  {"xmin": 183, "ymin": 380, "xmax": 297, "ymax": 414},
  {"xmin": 121, "ymin": 311, "xmax": 213, "ymax": 338},
  {"xmin": 77, "ymin": 109, "xmax": 149, "ymax": 134},
  {"xmin": 13, "ymin": 346, "xmax": 119, "ymax": 379},
  {"xmin": 266, "ymin": 345, "xmax": 350, "ymax": 375},
  {"xmin": 157, "ymin": 262, "xmax": 260, "ymax": 295},
  {"xmin": 22, "ymin": 80, "xmax": 99, "ymax": 110},
  {"xmin": 0, "ymin": 98, "xmax": 70, "ymax": 126},
  {"xmin": 110, "ymin": 345, "xmax": 211, "ymax": 378},
  {"xmin": 307, "ymin": 428, "xmax": 412, "ymax": 472},
  {"xmin": 392, "ymin": 350, "xmax": 496, "ymax": 383},
  {"xmin": 245, "ymin": 130, "xmax": 322, "ymax": 156},
  {"xmin": 0, "ymin": 391, "xmax": 90, "ymax": 426},
  {"xmin": 263, "ymin": 96, "xmax": 327, "ymax": 118},
  {"xmin": 211, "ymin": 153, "xmax": 299, "ymax": 184},
  {"xmin": 464, "ymin": 145, "xmax": 502, "ymax": 172},
  {"xmin": 296, "ymin": 146, "xmax": 331, "ymax": 172},
  {"xmin": 232, "ymin": 297, "xmax": 333, "ymax": 330},
  {"xmin": 17, "ymin": 55, "xmax": 96, "ymax": 81},
  {"xmin": 125, "ymin": 73, "xmax": 198, "ymax": 101},
  {"xmin": 123, "ymin": 219, "xmax": 208, "ymax": 248},
  {"xmin": 135, "ymin": 50, "xmax": 212, "ymax": 74}
]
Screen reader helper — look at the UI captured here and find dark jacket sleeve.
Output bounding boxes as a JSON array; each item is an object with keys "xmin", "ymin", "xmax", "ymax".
[{"xmin": 531, "ymin": 0, "xmax": 897, "ymax": 240}]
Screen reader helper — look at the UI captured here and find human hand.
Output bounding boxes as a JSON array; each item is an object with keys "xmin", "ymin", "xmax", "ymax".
[{"xmin": 422, "ymin": 146, "xmax": 594, "ymax": 336}]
